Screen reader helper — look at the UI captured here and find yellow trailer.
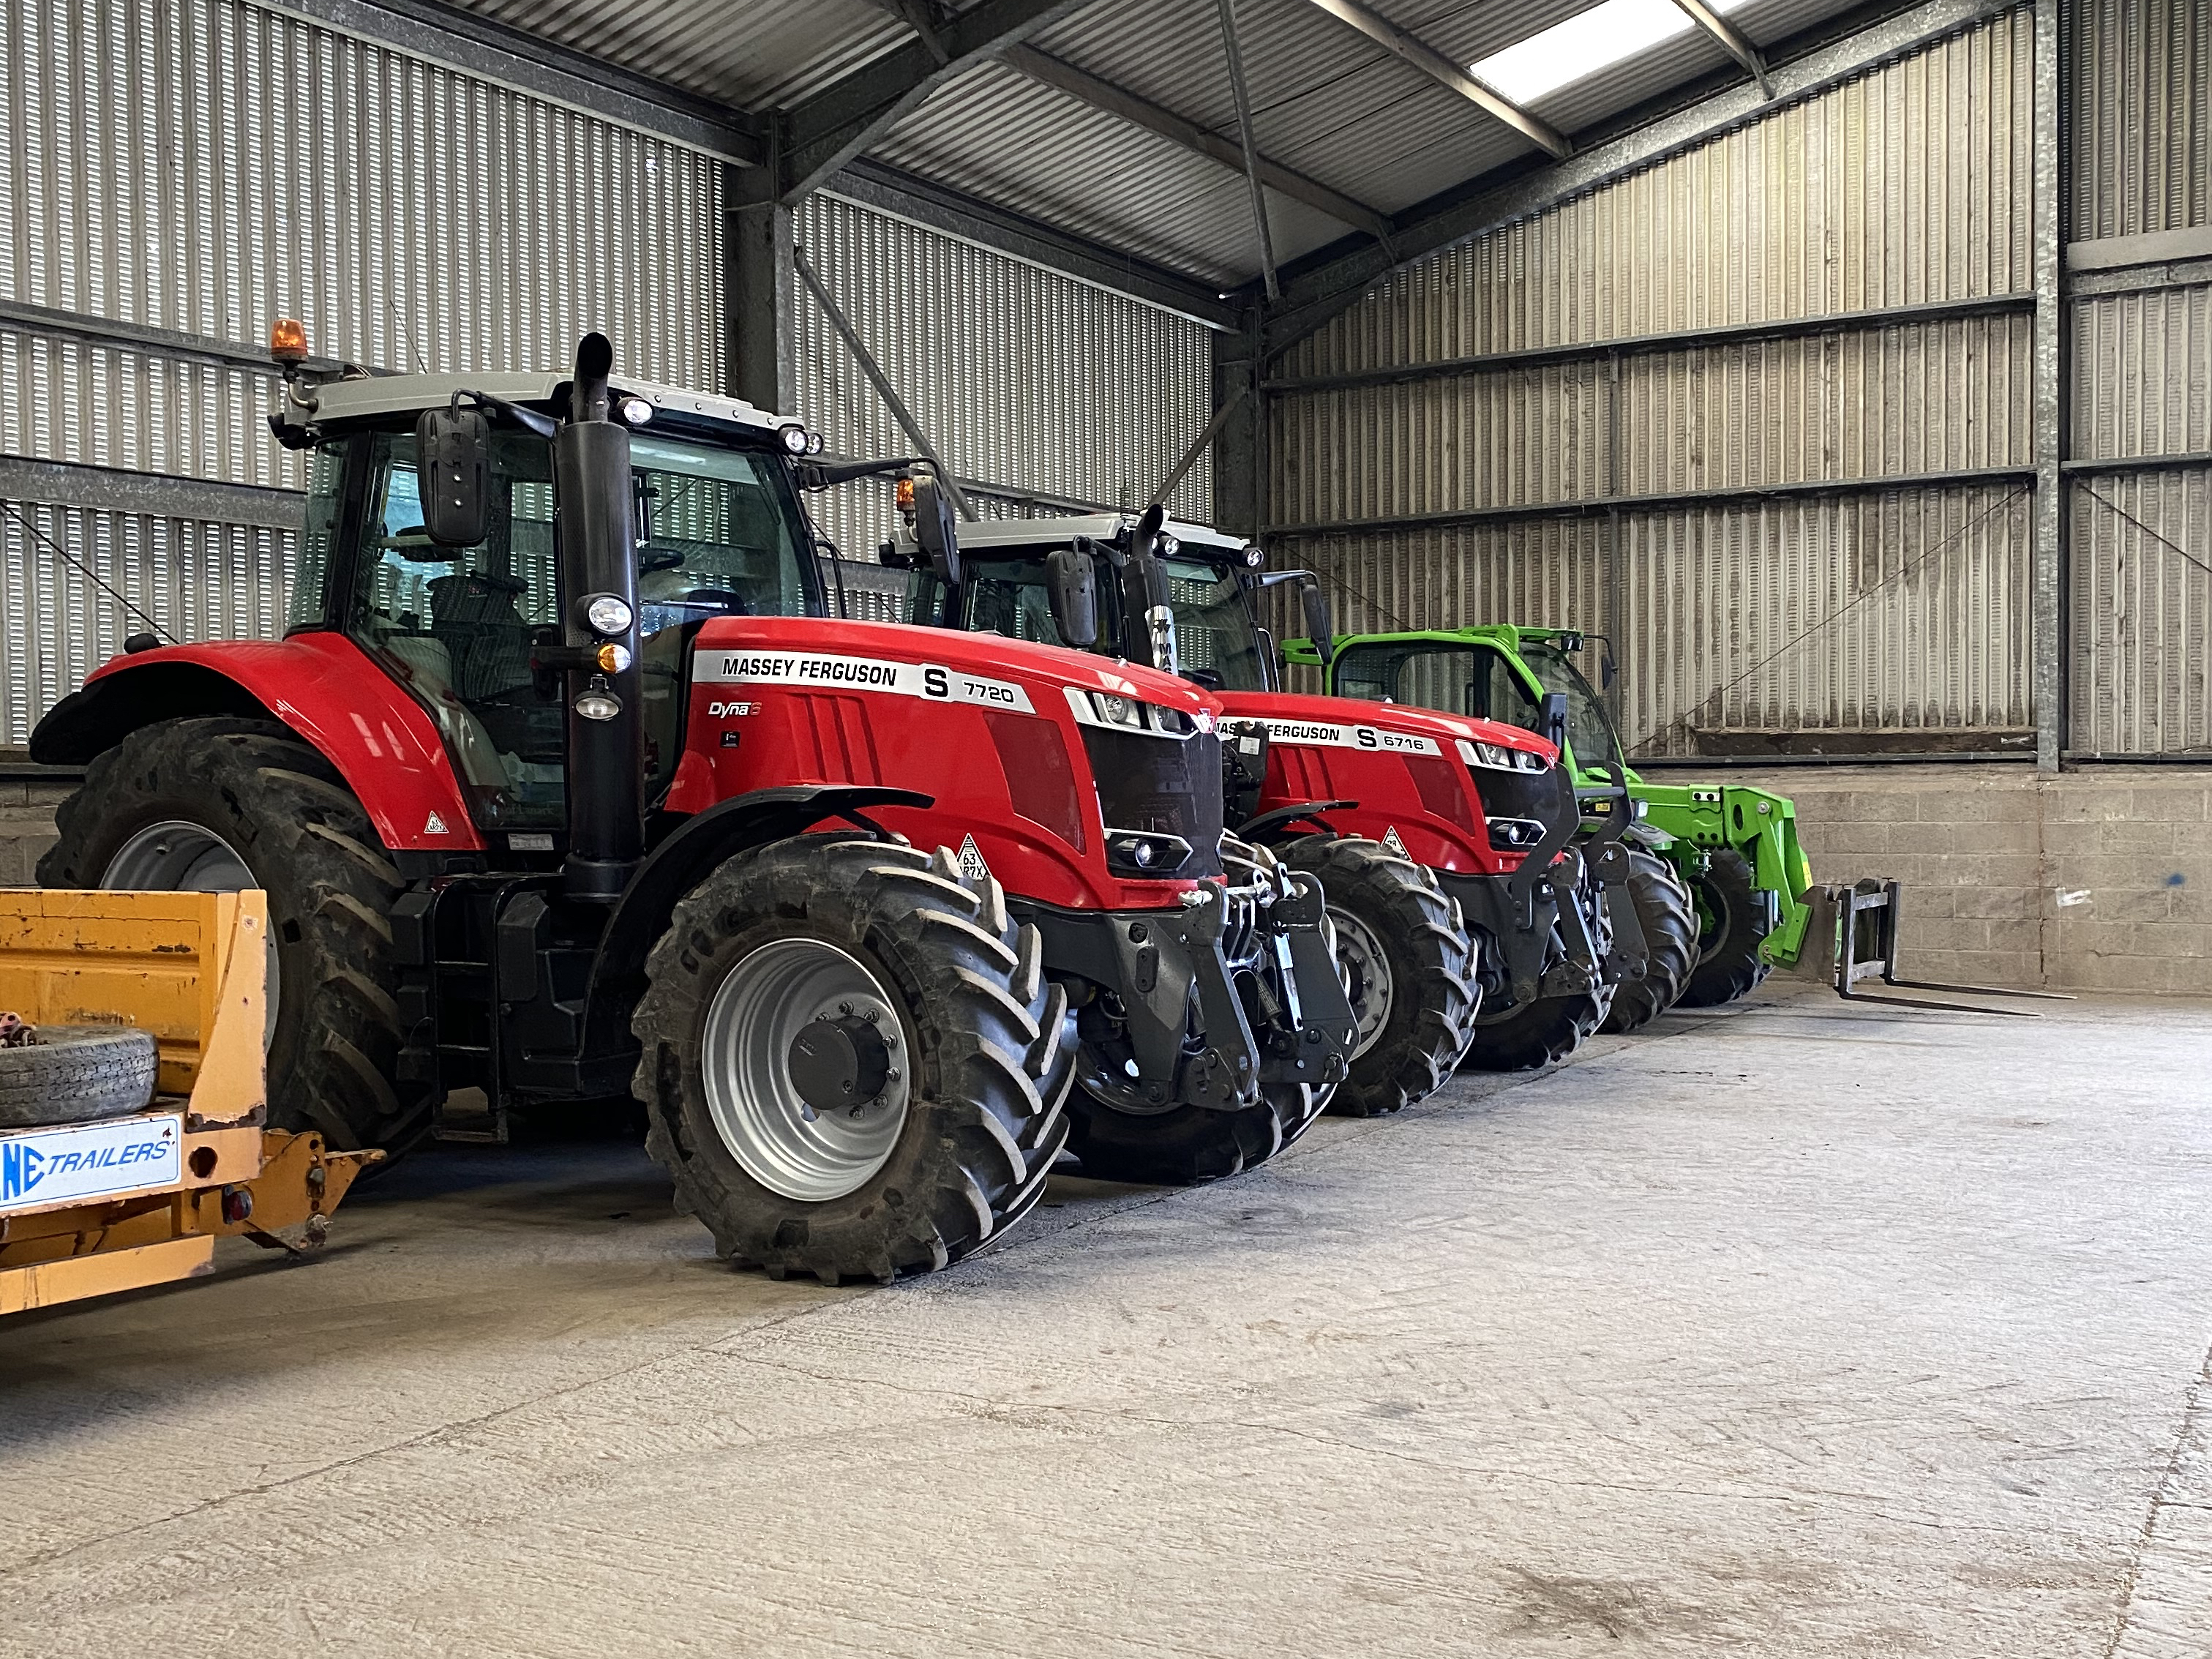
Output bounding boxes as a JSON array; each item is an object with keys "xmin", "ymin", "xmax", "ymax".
[{"xmin": 0, "ymin": 888, "xmax": 379, "ymax": 1316}]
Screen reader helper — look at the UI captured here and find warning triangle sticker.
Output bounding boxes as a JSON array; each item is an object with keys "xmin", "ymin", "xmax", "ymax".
[
  {"xmin": 956, "ymin": 834, "xmax": 990, "ymax": 883},
  {"xmin": 424, "ymin": 811, "xmax": 450, "ymax": 836},
  {"xmin": 1381, "ymin": 826, "xmax": 1409, "ymax": 857}
]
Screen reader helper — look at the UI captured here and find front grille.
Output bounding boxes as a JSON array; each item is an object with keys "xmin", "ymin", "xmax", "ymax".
[
  {"xmin": 1078, "ymin": 727, "xmax": 1225, "ymax": 879},
  {"xmin": 1463, "ymin": 763, "xmax": 1575, "ymax": 842}
]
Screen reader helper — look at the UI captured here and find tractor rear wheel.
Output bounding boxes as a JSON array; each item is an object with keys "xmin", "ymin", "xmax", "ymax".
[
  {"xmin": 1600, "ymin": 850, "xmax": 1700, "ymax": 1033},
  {"xmin": 37, "ymin": 718, "xmax": 417, "ymax": 1156},
  {"xmin": 1278, "ymin": 834, "xmax": 1478, "ymax": 1117},
  {"xmin": 631, "ymin": 836, "xmax": 1068, "ymax": 1284},
  {"xmin": 1676, "ymin": 847, "xmax": 1774, "ymax": 1008},
  {"xmin": 1461, "ymin": 986, "xmax": 1611, "ymax": 1071}
]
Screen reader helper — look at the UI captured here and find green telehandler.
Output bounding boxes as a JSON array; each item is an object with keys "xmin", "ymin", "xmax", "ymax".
[{"xmin": 1289, "ymin": 626, "xmax": 1814, "ymax": 1009}]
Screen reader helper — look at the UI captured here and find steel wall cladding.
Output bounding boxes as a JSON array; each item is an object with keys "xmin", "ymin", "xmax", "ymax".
[
  {"xmin": 794, "ymin": 191, "xmax": 1215, "ymax": 563},
  {"xmin": 0, "ymin": 0, "xmax": 724, "ymax": 745},
  {"xmin": 1266, "ymin": 12, "xmax": 2041, "ymax": 752},
  {"xmin": 2066, "ymin": 0, "xmax": 2212, "ymax": 754},
  {"xmin": 1285, "ymin": 486, "xmax": 2032, "ymax": 754},
  {"xmin": 2069, "ymin": 466, "xmax": 2211, "ymax": 757},
  {"xmin": 1276, "ymin": 14, "xmax": 2034, "ymax": 380},
  {"xmin": 1, "ymin": 505, "xmax": 295, "ymax": 747},
  {"xmin": 2070, "ymin": 0, "xmax": 2210, "ymax": 241}
]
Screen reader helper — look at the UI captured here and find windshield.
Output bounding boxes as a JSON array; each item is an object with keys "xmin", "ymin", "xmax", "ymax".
[
  {"xmin": 342, "ymin": 424, "xmax": 817, "ymax": 828},
  {"xmin": 936, "ymin": 556, "xmax": 1070, "ymax": 646},
  {"xmin": 1518, "ymin": 639, "xmax": 1622, "ymax": 774},
  {"xmin": 1332, "ymin": 641, "xmax": 1540, "ymax": 726},
  {"xmin": 1162, "ymin": 558, "xmax": 1268, "ymax": 692}
]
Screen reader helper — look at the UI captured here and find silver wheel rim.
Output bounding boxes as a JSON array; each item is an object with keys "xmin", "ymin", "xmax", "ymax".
[
  {"xmin": 102, "ymin": 820, "xmax": 280, "ymax": 1049},
  {"xmin": 1329, "ymin": 903, "xmax": 1393, "ymax": 1062},
  {"xmin": 701, "ymin": 937, "xmax": 911, "ymax": 1202}
]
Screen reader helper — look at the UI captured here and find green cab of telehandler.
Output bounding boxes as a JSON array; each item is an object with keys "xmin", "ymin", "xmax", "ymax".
[{"xmin": 1286, "ymin": 626, "xmax": 1815, "ymax": 1008}]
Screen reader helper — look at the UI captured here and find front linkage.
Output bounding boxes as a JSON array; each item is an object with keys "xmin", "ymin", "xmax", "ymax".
[{"xmin": 1021, "ymin": 833, "xmax": 1356, "ymax": 1185}]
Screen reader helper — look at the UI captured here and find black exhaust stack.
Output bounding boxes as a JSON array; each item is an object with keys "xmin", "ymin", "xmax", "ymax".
[{"xmin": 555, "ymin": 332, "xmax": 645, "ymax": 901}]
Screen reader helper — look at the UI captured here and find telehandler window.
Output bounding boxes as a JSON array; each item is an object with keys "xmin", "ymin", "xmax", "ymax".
[{"xmin": 1333, "ymin": 643, "xmax": 1542, "ymax": 731}]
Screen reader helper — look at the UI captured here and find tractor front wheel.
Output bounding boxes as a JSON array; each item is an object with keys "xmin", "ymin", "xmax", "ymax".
[
  {"xmin": 1600, "ymin": 850, "xmax": 1700, "ymax": 1033},
  {"xmin": 1460, "ymin": 986, "xmax": 1612, "ymax": 1072},
  {"xmin": 1676, "ymin": 847, "xmax": 1774, "ymax": 1008},
  {"xmin": 1278, "ymin": 834, "xmax": 1479, "ymax": 1117},
  {"xmin": 631, "ymin": 836, "xmax": 1067, "ymax": 1283}
]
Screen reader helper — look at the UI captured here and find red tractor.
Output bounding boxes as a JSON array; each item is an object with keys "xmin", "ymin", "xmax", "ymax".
[
  {"xmin": 887, "ymin": 503, "xmax": 1647, "ymax": 1089},
  {"xmin": 31, "ymin": 332, "xmax": 1354, "ymax": 1282}
]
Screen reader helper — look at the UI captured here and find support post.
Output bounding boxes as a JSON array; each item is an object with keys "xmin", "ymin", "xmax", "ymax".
[
  {"xmin": 1604, "ymin": 351, "xmax": 1627, "ymax": 728},
  {"xmin": 1215, "ymin": 0, "xmax": 1279, "ymax": 301},
  {"xmin": 2031, "ymin": 0, "xmax": 2065, "ymax": 774},
  {"xmin": 1212, "ymin": 305, "xmax": 1267, "ymax": 537},
  {"xmin": 726, "ymin": 184, "xmax": 796, "ymax": 415}
]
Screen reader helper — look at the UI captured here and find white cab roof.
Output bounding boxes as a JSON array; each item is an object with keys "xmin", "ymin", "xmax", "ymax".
[
  {"xmin": 296, "ymin": 370, "xmax": 792, "ymax": 435},
  {"xmin": 949, "ymin": 514, "xmax": 1253, "ymax": 560}
]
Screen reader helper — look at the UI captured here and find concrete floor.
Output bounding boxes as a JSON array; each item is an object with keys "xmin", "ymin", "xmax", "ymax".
[{"xmin": 4, "ymin": 986, "xmax": 2210, "ymax": 1658}]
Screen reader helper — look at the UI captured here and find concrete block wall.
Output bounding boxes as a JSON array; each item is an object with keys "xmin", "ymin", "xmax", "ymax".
[
  {"xmin": 0, "ymin": 762, "xmax": 2205, "ymax": 996},
  {"xmin": 0, "ymin": 778, "xmax": 68, "ymax": 887},
  {"xmin": 1716, "ymin": 765, "xmax": 2209, "ymax": 995}
]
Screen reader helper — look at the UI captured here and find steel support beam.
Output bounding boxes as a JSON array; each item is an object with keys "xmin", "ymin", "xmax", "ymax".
[
  {"xmin": 2031, "ymin": 0, "xmax": 2065, "ymax": 774},
  {"xmin": 828, "ymin": 162, "xmax": 1237, "ymax": 329},
  {"xmin": 1215, "ymin": 0, "xmax": 1280, "ymax": 300},
  {"xmin": 1264, "ymin": 0, "xmax": 2020, "ymax": 361},
  {"xmin": 1212, "ymin": 306, "xmax": 1268, "ymax": 536},
  {"xmin": 1668, "ymin": 0, "xmax": 1775, "ymax": 97},
  {"xmin": 1151, "ymin": 387, "xmax": 1247, "ymax": 511},
  {"xmin": 726, "ymin": 192, "xmax": 797, "ymax": 414},
  {"xmin": 1263, "ymin": 293, "xmax": 2037, "ymax": 392},
  {"xmin": 268, "ymin": 0, "xmax": 762, "ymax": 163},
  {"xmin": 0, "ymin": 455, "xmax": 305, "ymax": 533},
  {"xmin": 1264, "ymin": 466, "xmax": 2039, "ymax": 538},
  {"xmin": 773, "ymin": 0, "xmax": 1096, "ymax": 203},
  {"xmin": 1001, "ymin": 47, "xmax": 1392, "ymax": 242},
  {"xmin": 1295, "ymin": 0, "xmax": 1572, "ymax": 160},
  {"xmin": 795, "ymin": 246, "xmax": 973, "ymax": 520}
]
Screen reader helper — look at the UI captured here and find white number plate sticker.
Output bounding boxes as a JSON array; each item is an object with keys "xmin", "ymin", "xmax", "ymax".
[
  {"xmin": 1258, "ymin": 718, "xmax": 1440, "ymax": 756},
  {"xmin": 694, "ymin": 651, "xmax": 1034, "ymax": 713},
  {"xmin": 0, "ymin": 1113, "xmax": 184, "ymax": 1216}
]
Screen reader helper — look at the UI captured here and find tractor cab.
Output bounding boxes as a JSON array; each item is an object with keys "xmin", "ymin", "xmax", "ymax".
[{"xmin": 272, "ymin": 369, "xmax": 827, "ymax": 842}]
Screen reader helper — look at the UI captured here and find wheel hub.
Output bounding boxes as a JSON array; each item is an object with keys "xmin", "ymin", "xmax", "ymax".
[
  {"xmin": 1328, "ymin": 904, "xmax": 1394, "ymax": 1062},
  {"xmin": 701, "ymin": 937, "xmax": 911, "ymax": 1202},
  {"xmin": 788, "ymin": 1013, "xmax": 893, "ymax": 1116}
]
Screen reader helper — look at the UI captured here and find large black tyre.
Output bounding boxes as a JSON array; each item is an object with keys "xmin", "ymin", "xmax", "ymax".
[
  {"xmin": 1600, "ymin": 850, "xmax": 1700, "ymax": 1033},
  {"xmin": 1675, "ymin": 847, "xmax": 1774, "ymax": 1008},
  {"xmin": 1461, "ymin": 987, "xmax": 1611, "ymax": 1071},
  {"xmin": 631, "ymin": 836, "xmax": 1068, "ymax": 1284},
  {"xmin": 37, "ymin": 718, "xmax": 416, "ymax": 1155},
  {"xmin": 1278, "ymin": 834, "xmax": 1478, "ymax": 1117},
  {"xmin": 0, "ymin": 1027, "xmax": 158, "ymax": 1129},
  {"xmin": 1065, "ymin": 1074, "xmax": 1322, "ymax": 1186}
]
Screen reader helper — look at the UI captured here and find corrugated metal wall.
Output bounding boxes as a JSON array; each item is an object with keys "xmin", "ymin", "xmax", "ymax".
[
  {"xmin": 793, "ymin": 192, "xmax": 1215, "ymax": 563},
  {"xmin": 2065, "ymin": 0, "xmax": 2212, "ymax": 756},
  {"xmin": 0, "ymin": 0, "xmax": 725, "ymax": 750},
  {"xmin": 1267, "ymin": 10, "xmax": 2042, "ymax": 754}
]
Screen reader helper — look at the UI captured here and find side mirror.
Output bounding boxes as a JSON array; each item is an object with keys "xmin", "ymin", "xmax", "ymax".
[
  {"xmin": 912, "ymin": 473, "xmax": 961, "ymax": 585},
  {"xmin": 416, "ymin": 405, "xmax": 492, "ymax": 546},
  {"xmin": 1299, "ymin": 577, "xmax": 1334, "ymax": 667},
  {"xmin": 1046, "ymin": 544, "xmax": 1099, "ymax": 648},
  {"xmin": 1602, "ymin": 654, "xmax": 1618, "ymax": 691},
  {"xmin": 1541, "ymin": 690, "xmax": 1570, "ymax": 752}
]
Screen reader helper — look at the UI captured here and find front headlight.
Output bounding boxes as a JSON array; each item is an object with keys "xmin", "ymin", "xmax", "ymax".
[{"xmin": 1065, "ymin": 686, "xmax": 1198, "ymax": 738}]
